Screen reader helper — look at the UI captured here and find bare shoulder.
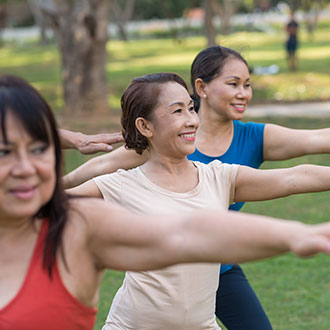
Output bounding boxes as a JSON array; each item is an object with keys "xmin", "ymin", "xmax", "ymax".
[{"xmin": 63, "ymin": 197, "xmax": 126, "ymax": 260}]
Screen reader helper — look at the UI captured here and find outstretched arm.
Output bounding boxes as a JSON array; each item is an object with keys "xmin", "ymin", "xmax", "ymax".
[
  {"xmin": 263, "ymin": 124, "xmax": 330, "ymax": 160},
  {"xmin": 63, "ymin": 145, "xmax": 148, "ymax": 189},
  {"xmin": 59, "ymin": 128, "xmax": 124, "ymax": 154},
  {"xmin": 75, "ymin": 199, "xmax": 330, "ymax": 272},
  {"xmin": 235, "ymin": 164, "xmax": 330, "ymax": 202}
]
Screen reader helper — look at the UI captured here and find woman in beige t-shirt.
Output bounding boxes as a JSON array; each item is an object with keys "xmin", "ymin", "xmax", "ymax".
[{"xmin": 68, "ymin": 73, "xmax": 330, "ymax": 330}]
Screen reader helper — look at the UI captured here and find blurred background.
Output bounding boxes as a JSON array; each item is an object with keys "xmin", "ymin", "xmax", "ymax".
[{"xmin": 0, "ymin": 0, "xmax": 329, "ymax": 118}]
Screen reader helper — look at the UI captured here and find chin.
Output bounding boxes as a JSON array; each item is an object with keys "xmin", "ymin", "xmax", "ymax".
[{"xmin": 233, "ymin": 112, "xmax": 245, "ymax": 120}]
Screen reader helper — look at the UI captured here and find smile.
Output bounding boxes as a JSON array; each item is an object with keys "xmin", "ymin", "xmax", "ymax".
[
  {"xmin": 232, "ymin": 104, "xmax": 246, "ymax": 112},
  {"xmin": 180, "ymin": 132, "xmax": 196, "ymax": 141},
  {"xmin": 10, "ymin": 186, "xmax": 36, "ymax": 200}
]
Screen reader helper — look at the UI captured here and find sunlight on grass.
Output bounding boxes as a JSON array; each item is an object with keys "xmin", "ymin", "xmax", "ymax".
[
  {"xmin": 300, "ymin": 47, "xmax": 330, "ymax": 59},
  {"xmin": 247, "ymin": 50, "xmax": 285, "ymax": 61},
  {"xmin": 0, "ymin": 47, "xmax": 59, "ymax": 68},
  {"xmin": 1, "ymin": 25, "xmax": 330, "ymax": 112},
  {"xmin": 107, "ymin": 52, "xmax": 196, "ymax": 72}
]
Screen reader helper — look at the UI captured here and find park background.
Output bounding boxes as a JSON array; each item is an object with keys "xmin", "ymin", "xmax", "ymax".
[{"xmin": 1, "ymin": 1, "xmax": 330, "ymax": 329}]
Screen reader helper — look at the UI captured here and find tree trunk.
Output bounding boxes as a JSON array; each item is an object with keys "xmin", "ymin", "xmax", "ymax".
[
  {"xmin": 221, "ymin": 0, "xmax": 232, "ymax": 35},
  {"xmin": 27, "ymin": 0, "xmax": 49, "ymax": 45},
  {"xmin": 44, "ymin": 0, "xmax": 110, "ymax": 116},
  {"xmin": 213, "ymin": 0, "xmax": 239, "ymax": 36},
  {"xmin": 0, "ymin": 4, "xmax": 7, "ymax": 47},
  {"xmin": 203, "ymin": 0, "xmax": 217, "ymax": 47},
  {"xmin": 111, "ymin": 0, "xmax": 136, "ymax": 41}
]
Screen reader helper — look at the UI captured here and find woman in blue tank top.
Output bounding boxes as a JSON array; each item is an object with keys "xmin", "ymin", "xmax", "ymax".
[
  {"xmin": 63, "ymin": 46, "xmax": 330, "ymax": 330},
  {"xmin": 189, "ymin": 45, "xmax": 330, "ymax": 329}
]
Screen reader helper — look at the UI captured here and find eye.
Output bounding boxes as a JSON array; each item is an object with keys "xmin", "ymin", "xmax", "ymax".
[
  {"xmin": 245, "ymin": 82, "xmax": 251, "ymax": 88},
  {"xmin": 188, "ymin": 105, "xmax": 195, "ymax": 112},
  {"xmin": 228, "ymin": 82, "xmax": 237, "ymax": 87},
  {"xmin": 30, "ymin": 144, "xmax": 48, "ymax": 155},
  {"xmin": 0, "ymin": 148, "xmax": 10, "ymax": 157},
  {"xmin": 173, "ymin": 108, "xmax": 183, "ymax": 114}
]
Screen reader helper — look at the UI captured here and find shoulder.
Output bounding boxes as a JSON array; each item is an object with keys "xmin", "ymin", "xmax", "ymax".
[
  {"xmin": 93, "ymin": 167, "xmax": 140, "ymax": 188},
  {"xmin": 235, "ymin": 120, "xmax": 265, "ymax": 131},
  {"xmin": 197, "ymin": 160, "xmax": 239, "ymax": 179},
  {"xmin": 234, "ymin": 121, "xmax": 265, "ymax": 141}
]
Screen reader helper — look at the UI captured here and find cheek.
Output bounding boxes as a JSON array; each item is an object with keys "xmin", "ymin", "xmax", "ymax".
[
  {"xmin": 40, "ymin": 167, "xmax": 56, "ymax": 204},
  {"xmin": 39, "ymin": 154, "xmax": 56, "ymax": 190},
  {"xmin": 248, "ymin": 89, "xmax": 253, "ymax": 101}
]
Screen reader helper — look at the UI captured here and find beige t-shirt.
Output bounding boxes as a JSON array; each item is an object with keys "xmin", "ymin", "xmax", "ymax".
[{"xmin": 94, "ymin": 160, "xmax": 239, "ymax": 330}]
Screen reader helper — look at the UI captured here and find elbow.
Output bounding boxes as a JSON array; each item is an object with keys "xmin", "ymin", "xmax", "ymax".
[{"xmin": 286, "ymin": 165, "xmax": 311, "ymax": 195}]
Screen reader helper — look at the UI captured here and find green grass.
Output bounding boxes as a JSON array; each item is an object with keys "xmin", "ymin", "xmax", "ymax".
[{"xmin": 0, "ymin": 23, "xmax": 330, "ymax": 116}]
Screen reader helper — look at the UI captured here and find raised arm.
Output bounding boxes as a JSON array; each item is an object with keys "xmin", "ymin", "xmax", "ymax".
[
  {"xmin": 75, "ymin": 198, "xmax": 330, "ymax": 272},
  {"xmin": 59, "ymin": 128, "xmax": 124, "ymax": 154},
  {"xmin": 263, "ymin": 124, "xmax": 330, "ymax": 160},
  {"xmin": 63, "ymin": 145, "xmax": 149, "ymax": 189},
  {"xmin": 235, "ymin": 164, "xmax": 330, "ymax": 202},
  {"xmin": 66, "ymin": 179, "xmax": 103, "ymax": 198}
]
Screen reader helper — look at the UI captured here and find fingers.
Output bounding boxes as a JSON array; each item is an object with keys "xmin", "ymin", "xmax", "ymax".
[
  {"xmin": 79, "ymin": 143, "xmax": 113, "ymax": 154},
  {"xmin": 93, "ymin": 132, "xmax": 124, "ymax": 145},
  {"xmin": 79, "ymin": 132, "xmax": 124, "ymax": 154},
  {"xmin": 293, "ymin": 236, "xmax": 330, "ymax": 257}
]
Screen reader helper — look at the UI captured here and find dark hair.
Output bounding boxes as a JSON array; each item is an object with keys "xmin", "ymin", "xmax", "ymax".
[
  {"xmin": 121, "ymin": 72, "xmax": 189, "ymax": 154},
  {"xmin": 190, "ymin": 45, "xmax": 248, "ymax": 111},
  {"xmin": 0, "ymin": 75, "xmax": 68, "ymax": 276}
]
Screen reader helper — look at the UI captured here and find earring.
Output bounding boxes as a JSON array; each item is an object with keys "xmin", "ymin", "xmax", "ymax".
[{"xmin": 203, "ymin": 94, "xmax": 207, "ymax": 98}]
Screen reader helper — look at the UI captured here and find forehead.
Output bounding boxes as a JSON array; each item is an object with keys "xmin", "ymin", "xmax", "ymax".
[
  {"xmin": 0, "ymin": 109, "xmax": 51, "ymax": 144},
  {"xmin": 0, "ymin": 111, "xmax": 30, "ymax": 140},
  {"xmin": 158, "ymin": 82, "xmax": 190, "ymax": 105},
  {"xmin": 219, "ymin": 58, "xmax": 249, "ymax": 78}
]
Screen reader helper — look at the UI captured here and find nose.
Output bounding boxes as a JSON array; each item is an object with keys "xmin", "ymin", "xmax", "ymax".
[
  {"xmin": 12, "ymin": 153, "xmax": 36, "ymax": 177},
  {"xmin": 185, "ymin": 109, "xmax": 200, "ymax": 128},
  {"xmin": 236, "ymin": 86, "xmax": 250, "ymax": 99}
]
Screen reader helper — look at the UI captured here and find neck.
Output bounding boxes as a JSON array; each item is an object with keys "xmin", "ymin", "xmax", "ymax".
[
  {"xmin": 140, "ymin": 150, "xmax": 198, "ymax": 193},
  {"xmin": 0, "ymin": 216, "xmax": 36, "ymax": 240},
  {"xmin": 199, "ymin": 103, "xmax": 233, "ymax": 134},
  {"xmin": 195, "ymin": 104, "xmax": 234, "ymax": 156},
  {"xmin": 142, "ymin": 151, "xmax": 191, "ymax": 175}
]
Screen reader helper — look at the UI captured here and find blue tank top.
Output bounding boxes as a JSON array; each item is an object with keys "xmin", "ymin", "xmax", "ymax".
[{"xmin": 188, "ymin": 120, "xmax": 265, "ymax": 273}]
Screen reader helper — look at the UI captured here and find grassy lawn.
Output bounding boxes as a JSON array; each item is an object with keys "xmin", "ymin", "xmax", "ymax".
[
  {"xmin": 0, "ymin": 22, "xmax": 330, "ymax": 116},
  {"xmin": 1, "ymin": 24, "xmax": 330, "ymax": 330}
]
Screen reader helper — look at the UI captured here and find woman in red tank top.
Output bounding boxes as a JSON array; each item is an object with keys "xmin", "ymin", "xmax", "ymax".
[{"xmin": 1, "ymin": 75, "xmax": 330, "ymax": 330}]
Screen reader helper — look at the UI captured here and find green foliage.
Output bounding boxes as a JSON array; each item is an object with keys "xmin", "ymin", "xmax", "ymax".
[{"xmin": 132, "ymin": 0, "xmax": 191, "ymax": 19}]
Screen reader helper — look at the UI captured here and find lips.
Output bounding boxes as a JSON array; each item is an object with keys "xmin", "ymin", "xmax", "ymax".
[
  {"xmin": 10, "ymin": 186, "xmax": 36, "ymax": 200},
  {"xmin": 180, "ymin": 132, "xmax": 196, "ymax": 141},
  {"xmin": 232, "ymin": 104, "xmax": 246, "ymax": 113}
]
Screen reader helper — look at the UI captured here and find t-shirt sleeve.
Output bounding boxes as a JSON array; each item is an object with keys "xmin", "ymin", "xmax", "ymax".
[
  {"xmin": 93, "ymin": 170, "xmax": 124, "ymax": 204},
  {"xmin": 207, "ymin": 160, "xmax": 239, "ymax": 205}
]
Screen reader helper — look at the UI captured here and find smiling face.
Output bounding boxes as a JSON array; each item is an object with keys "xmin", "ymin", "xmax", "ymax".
[
  {"xmin": 0, "ymin": 111, "xmax": 56, "ymax": 223},
  {"xmin": 203, "ymin": 58, "xmax": 252, "ymax": 121},
  {"xmin": 143, "ymin": 82, "xmax": 200, "ymax": 159}
]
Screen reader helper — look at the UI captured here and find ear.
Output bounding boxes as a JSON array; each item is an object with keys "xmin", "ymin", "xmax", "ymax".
[
  {"xmin": 135, "ymin": 117, "xmax": 153, "ymax": 138},
  {"xmin": 195, "ymin": 78, "xmax": 206, "ymax": 97}
]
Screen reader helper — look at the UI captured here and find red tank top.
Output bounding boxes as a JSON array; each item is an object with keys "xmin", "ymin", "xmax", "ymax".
[{"xmin": 0, "ymin": 220, "xmax": 97, "ymax": 330}]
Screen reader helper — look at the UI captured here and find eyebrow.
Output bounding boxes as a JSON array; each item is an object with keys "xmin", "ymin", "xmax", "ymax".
[
  {"xmin": 225, "ymin": 75, "xmax": 250, "ymax": 81},
  {"xmin": 168, "ymin": 99, "xmax": 193, "ymax": 108}
]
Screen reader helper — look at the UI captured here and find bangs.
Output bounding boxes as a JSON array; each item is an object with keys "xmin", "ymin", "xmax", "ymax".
[{"xmin": 0, "ymin": 85, "xmax": 51, "ymax": 145}]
